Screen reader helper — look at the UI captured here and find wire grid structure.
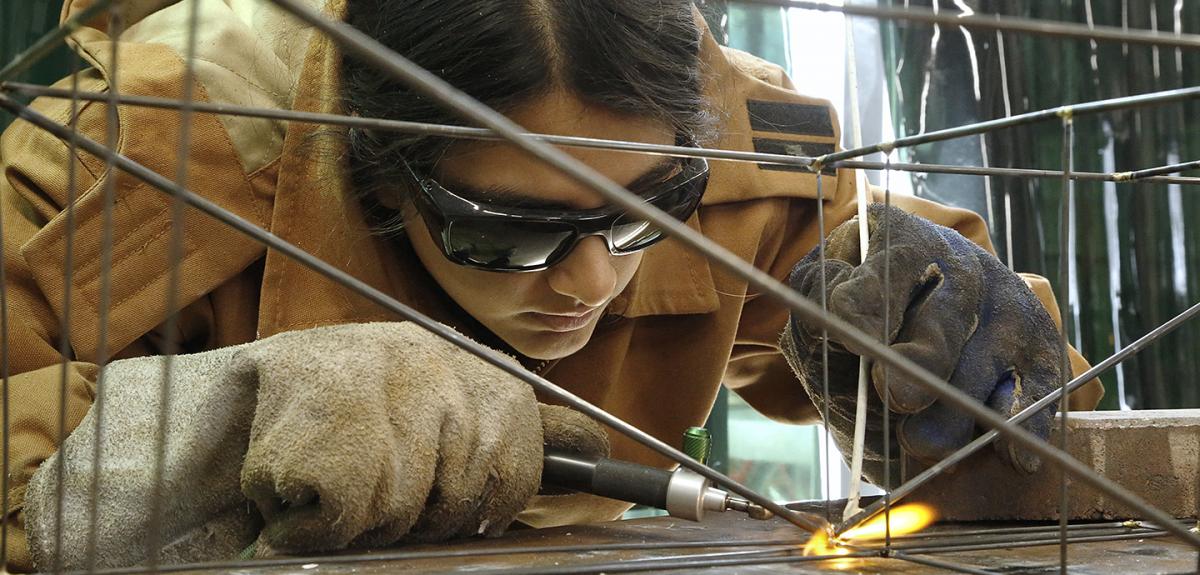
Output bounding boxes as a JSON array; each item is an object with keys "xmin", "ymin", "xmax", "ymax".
[{"xmin": 0, "ymin": 0, "xmax": 1199, "ymax": 573}]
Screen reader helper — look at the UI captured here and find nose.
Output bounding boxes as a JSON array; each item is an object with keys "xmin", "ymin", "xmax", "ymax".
[{"xmin": 546, "ymin": 236, "xmax": 617, "ymax": 308}]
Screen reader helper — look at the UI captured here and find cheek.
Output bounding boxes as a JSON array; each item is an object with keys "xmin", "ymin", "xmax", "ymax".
[{"xmin": 615, "ymin": 251, "xmax": 645, "ymax": 286}]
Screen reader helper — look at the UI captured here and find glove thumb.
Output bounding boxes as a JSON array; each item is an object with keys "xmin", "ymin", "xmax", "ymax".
[{"xmin": 539, "ymin": 404, "xmax": 610, "ymax": 459}]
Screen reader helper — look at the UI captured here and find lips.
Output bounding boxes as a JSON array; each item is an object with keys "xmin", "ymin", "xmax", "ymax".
[{"xmin": 526, "ymin": 308, "xmax": 600, "ymax": 332}]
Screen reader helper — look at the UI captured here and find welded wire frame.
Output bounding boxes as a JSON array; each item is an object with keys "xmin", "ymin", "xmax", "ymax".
[{"xmin": 1, "ymin": 1, "xmax": 1200, "ymax": 574}]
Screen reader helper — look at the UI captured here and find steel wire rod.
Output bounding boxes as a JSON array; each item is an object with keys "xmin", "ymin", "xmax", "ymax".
[
  {"xmin": 845, "ymin": 525, "xmax": 1166, "ymax": 553},
  {"xmin": 838, "ymin": 159, "xmax": 1200, "ymax": 186},
  {"xmin": 145, "ymin": 0, "xmax": 200, "ymax": 566},
  {"xmin": 737, "ymin": 0, "xmax": 1200, "ymax": 49},
  {"xmin": 836, "ymin": 297, "xmax": 1200, "ymax": 535},
  {"xmin": 10, "ymin": 84, "xmax": 1200, "ymax": 188},
  {"xmin": 38, "ymin": 535, "xmax": 845, "ymax": 575},
  {"xmin": 0, "ymin": 93, "xmax": 828, "ymax": 538},
  {"xmin": 51, "ymin": 46, "xmax": 84, "ymax": 573},
  {"xmin": 0, "ymin": 0, "xmax": 114, "ymax": 82},
  {"xmin": 889, "ymin": 551, "xmax": 997, "ymax": 575},
  {"xmin": 62, "ymin": 522, "xmax": 1172, "ymax": 573},
  {"xmin": 263, "ymin": 0, "xmax": 1200, "ymax": 549},
  {"xmin": 899, "ymin": 530, "xmax": 1171, "ymax": 555},
  {"xmin": 817, "ymin": 174, "xmax": 833, "ymax": 523},
  {"xmin": 72, "ymin": 548, "xmax": 880, "ymax": 575},
  {"xmin": 870, "ymin": 520, "xmax": 1156, "ymax": 541},
  {"xmin": 0, "ymin": 95, "xmax": 10, "ymax": 575},
  {"xmin": 26, "ymin": 527, "xmax": 823, "ymax": 574},
  {"xmin": 821, "ymin": 86, "xmax": 1200, "ymax": 166},
  {"xmin": 85, "ymin": 8, "xmax": 122, "ymax": 571},
  {"xmin": 1114, "ymin": 158, "xmax": 1200, "ymax": 181},
  {"xmin": 1056, "ymin": 115, "xmax": 1075, "ymax": 573},
  {"xmin": 182, "ymin": 522, "xmax": 1165, "ymax": 564},
  {"xmin": 881, "ymin": 165, "xmax": 893, "ymax": 547},
  {"xmin": 391, "ymin": 549, "xmax": 877, "ymax": 575},
  {"xmin": 0, "ymin": 83, "xmax": 816, "ymax": 169},
  {"xmin": 240, "ymin": 538, "xmax": 802, "ymax": 562}
]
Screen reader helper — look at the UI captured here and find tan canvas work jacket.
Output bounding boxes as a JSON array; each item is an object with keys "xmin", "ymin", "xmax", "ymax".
[{"xmin": 0, "ymin": 0, "xmax": 1103, "ymax": 569}]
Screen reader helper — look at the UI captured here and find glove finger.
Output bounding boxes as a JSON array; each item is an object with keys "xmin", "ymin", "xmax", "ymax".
[
  {"xmin": 863, "ymin": 275, "xmax": 980, "ymax": 414},
  {"xmin": 246, "ymin": 415, "xmax": 439, "ymax": 551},
  {"xmin": 895, "ymin": 348, "xmax": 1008, "ymax": 462},
  {"xmin": 986, "ymin": 364, "xmax": 1058, "ymax": 475},
  {"xmin": 403, "ymin": 373, "xmax": 543, "ymax": 542},
  {"xmin": 454, "ymin": 396, "xmax": 544, "ymax": 539},
  {"xmin": 896, "ymin": 401, "xmax": 976, "ymax": 465},
  {"xmin": 787, "ymin": 257, "xmax": 856, "ymax": 349},
  {"xmin": 826, "ymin": 205, "xmax": 948, "ymax": 346},
  {"xmin": 470, "ymin": 409, "xmax": 545, "ymax": 538},
  {"xmin": 240, "ymin": 328, "xmax": 443, "ymax": 552},
  {"xmin": 539, "ymin": 403, "xmax": 610, "ymax": 459},
  {"xmin": 831, "ymin": 203, "xmax": 981, "ymax": 359},
  {"xmin": 402, "ymin": 417, "xmax": 490, "ymax": 542}
]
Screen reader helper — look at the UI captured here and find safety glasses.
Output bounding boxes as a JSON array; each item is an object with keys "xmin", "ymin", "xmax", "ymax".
[{"xmin": 406, "ymin": 153, "xmax": 709, "ymax": 272}]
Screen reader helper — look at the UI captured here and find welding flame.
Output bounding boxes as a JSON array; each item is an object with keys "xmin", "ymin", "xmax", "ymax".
[
  {"xmin": 801, "ymin": 529, "xmax": 851, "ymax": 557},
  {"xmin": 841, "ymin": 503, "xmax": 936, "ymax": 541},
  {"xmin": 802, "ymin": 504, "xmax": 937, "ymax": 558}
]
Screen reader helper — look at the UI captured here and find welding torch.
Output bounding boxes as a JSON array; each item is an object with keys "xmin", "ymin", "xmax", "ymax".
[{"xmin": 540, "ymin": 449, "xmax": 775, "ymax": 522}]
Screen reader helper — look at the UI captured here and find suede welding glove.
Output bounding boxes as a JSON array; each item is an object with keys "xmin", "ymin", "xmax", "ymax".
[
  {"xmin": 780, "ymin": 204, "xmax": 1063, "ymax": 487},
  {"xmin": 24, "ymin": 322, "xmax": 608, "ymax": 570},
  {"xmin": 238, "ymin": 322, "xmax": 610, "ymax": 554},
  {"xmin": 24, "ymin": 343, "xmax": 262, "ymax": 570}
]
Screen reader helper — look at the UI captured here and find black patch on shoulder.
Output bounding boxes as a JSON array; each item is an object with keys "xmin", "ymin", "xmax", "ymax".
[
  {"xmin": 747, "ymin": 100, "xmax": 834, "ymax": 137},
  {"xmin": 753, "ymin": 138, "xmax": 836, "ymax": 175}
]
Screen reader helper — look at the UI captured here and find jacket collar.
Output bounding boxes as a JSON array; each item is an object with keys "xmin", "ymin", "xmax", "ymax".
[{"xmin": 597, "ymin": 9, "xmax": 845, "ymax": 319}]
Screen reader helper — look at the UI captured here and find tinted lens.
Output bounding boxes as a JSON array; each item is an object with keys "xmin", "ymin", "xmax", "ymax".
[
  {"xmin": 609, "ymin": 216, "xmax": 662, "ymax": 252},
  {"xmin": 609, "ymin": 168, "xmax": 707, "ymax": 253},
  {"xmin": 446, "ymin": 218, "xmax": 577, "ymax": 270}
]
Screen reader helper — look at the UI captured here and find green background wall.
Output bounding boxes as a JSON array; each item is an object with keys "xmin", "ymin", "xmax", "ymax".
[
  {"xmin": 0, "ymin": 0, "xmax": 73, "ymax": 131},
  {"xmin": 884, "ymin": 0, "xmax": 1200, "ymax": 410}
]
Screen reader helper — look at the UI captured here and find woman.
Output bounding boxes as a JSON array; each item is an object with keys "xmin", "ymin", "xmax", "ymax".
[{"xmin": 1, "ymin": 0, "xmax": 1103, "ymax": 570}]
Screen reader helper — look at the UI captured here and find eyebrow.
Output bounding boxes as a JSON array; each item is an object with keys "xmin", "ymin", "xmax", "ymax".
[{"xmin": 450, "ymin": 158, "xmax": 681, "ymax": 211}]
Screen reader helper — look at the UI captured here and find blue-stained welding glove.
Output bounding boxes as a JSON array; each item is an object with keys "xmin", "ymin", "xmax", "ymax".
[{"xmin": 780, "ymin": 204, "xmax": 1063, "ymax": 486}]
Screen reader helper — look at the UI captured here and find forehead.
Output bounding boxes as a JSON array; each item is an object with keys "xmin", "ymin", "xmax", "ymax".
[{"xmin": 433, "ymin": 92, "xmax": 676, "ymax": 209}]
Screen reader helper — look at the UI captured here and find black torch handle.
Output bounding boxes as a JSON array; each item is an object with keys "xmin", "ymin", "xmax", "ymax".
[{"xmin": 541, "ymin": 448, "xmax": 673, "ymax": 509}]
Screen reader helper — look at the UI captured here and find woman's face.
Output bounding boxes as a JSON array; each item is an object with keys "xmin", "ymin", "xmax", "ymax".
[{"xmin": 402, "ymin": 92, "xmax": 677, "ymax": 360}]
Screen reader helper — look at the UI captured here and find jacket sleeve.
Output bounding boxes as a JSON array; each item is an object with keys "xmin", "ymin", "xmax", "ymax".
[
  {"xmin": 1, "ymin": 73, "xmax": 106, "ymax": 572},
  {"xmin": 724, "ymin": 186, "xmax": 1104, "ymax": 426}
]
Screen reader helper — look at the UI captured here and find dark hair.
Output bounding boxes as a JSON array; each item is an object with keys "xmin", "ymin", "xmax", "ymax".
[{"xmin": 342, "ymin": 0, "xmax": 712, "ymax": 234}]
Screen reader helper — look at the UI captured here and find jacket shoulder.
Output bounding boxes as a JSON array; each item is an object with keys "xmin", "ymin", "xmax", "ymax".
[
  {"xmin": 718, "ymin": 45, "xmax": 793, "ymax": 89},
  {"xmin": 701, "ymin": 41, "xmax": 844, "ymax": 208}
]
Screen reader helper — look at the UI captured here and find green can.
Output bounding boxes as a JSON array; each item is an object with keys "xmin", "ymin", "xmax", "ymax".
[{"xmin": 682, "ymin": 426, "xmax": 711, "ymax": 464}]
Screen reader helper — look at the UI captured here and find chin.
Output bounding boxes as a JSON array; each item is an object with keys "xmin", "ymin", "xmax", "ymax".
[{"xmin": 506, "ymin": 324, "xmax": 596, "ymax": 361}]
